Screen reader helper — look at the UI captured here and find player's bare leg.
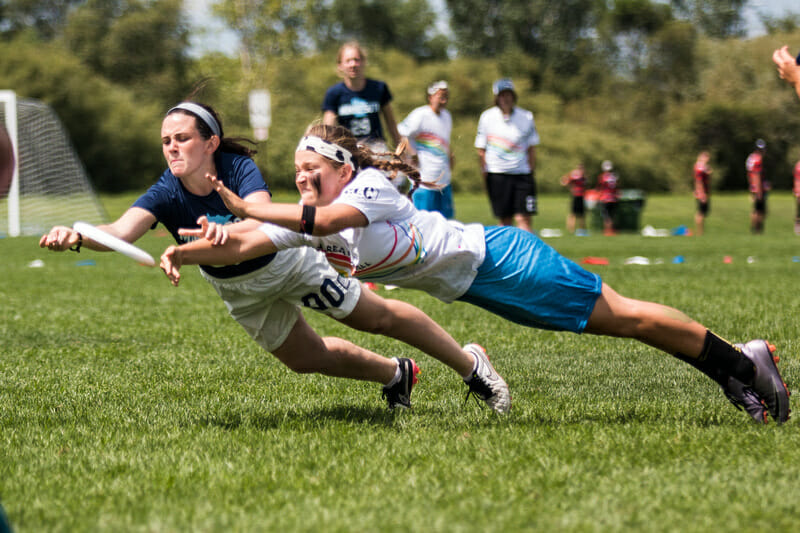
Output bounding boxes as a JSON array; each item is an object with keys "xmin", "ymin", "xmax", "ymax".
[
  {"xmin": 271, "ymin": 314, "xmax": 396, "ymax": 383},
  {"xmin": 584, "ymin": 283, "xmax": 789, "ymax": 423}
]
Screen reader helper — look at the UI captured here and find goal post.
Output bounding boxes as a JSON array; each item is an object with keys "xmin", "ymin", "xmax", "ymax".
[
  {"xmin": 0, "ymin": 91, "xmax": 107, "ymax": 237},
  {"xmin": 0, "ymin": 90, "xmax": 20, "ymax": 236}
]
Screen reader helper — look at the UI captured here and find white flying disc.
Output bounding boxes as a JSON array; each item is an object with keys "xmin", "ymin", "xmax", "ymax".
[{"xmin": 73, "ymin": 221, "xmax": 155, "ymax": 267}]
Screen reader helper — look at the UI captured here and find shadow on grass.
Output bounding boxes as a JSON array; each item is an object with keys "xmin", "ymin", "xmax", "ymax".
[{"xmin": 196, "ymin": 403, "xmax": 401, "ymax": 431}]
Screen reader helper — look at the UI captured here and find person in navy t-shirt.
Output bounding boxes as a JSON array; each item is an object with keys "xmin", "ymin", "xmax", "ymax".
[{"xmin": 322, "ymin": 41, "xmax": 401, "ymax": 152}]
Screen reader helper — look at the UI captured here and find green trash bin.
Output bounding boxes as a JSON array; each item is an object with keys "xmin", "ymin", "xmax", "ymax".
[
  {"xmin": 587, "ymin": 189, "xmax": 645, "ymax": 232},
  {"xmin": 615, "ymin": 189, "xmax": 645, "ymax": 231}
]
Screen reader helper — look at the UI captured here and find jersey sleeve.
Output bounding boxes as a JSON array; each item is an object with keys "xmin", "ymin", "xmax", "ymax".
[
  {"xmin": 334, "ymin": 169, "xmax": 405, "ymax": 224},
  {"xmin": 474, "ymin": 110, "xmax": 489, "ymax": 149},
  {"xmin": 321, "ymin": 84, "xmax": 339, "ymax": 113},
  {"xmin": 257, "ymin": 222, "xmax": 313, "ymax": 250},
  {"xmin": 131, "ymin": 173, "xmax": 173, "ymax": 225},
  {"xmin": 398, "ymin": 107, "xmax": 421, "ymax": 138},
  {"xmin": 526, "ymin": 112, "xmax": 540, "ymax": 147},
  {"xmin": 380, "ymin": 81, "xmax": 393, "ymax": 106},
  {"xmin": 225, "ymin": 155, "xmax": 269, "ymax": 199}
]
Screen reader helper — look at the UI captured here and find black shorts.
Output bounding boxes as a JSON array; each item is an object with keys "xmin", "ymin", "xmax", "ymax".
[
  {"xmin": 696, "ymin": 199, "xmax": 709, "ymax": 216},
  {"xmin": 571, "ymin": 195, "xmax": 585, "ymax": 216},
  {"xmin": 486, "ymin": 172, "xmax": 537, "ymax": 218},
  {"xmin": 753, "ymin": 195, "xmax": 767, "ymax": 214}
]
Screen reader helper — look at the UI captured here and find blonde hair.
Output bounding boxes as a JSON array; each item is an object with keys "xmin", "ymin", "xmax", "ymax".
[
  {"xmin": 337, "ymin": 41, "xmax": 367, "ymax": 65},
  {"xmin": 303, "ymin": 122, "xmax": 434, "ymax": 198}
]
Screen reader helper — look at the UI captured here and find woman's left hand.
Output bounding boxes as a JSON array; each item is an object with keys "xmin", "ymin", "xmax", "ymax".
[{"xmin": 160, "ymin": 245, "xmax": 183, "ymax": 286}]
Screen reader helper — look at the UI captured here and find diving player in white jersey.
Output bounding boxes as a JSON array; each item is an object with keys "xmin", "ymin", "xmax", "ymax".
[{"xmin": 161, "ymin": 123, "xmax": 791, "ymax": 425}]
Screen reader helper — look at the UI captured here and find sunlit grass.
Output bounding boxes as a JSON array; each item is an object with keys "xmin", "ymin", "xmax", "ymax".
[{"xmin": 1, "ymin": 192, "xmax": 799, "ymax": 531}]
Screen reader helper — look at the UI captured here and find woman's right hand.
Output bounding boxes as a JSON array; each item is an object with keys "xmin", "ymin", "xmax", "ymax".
[
  {"xmin": 39, "ymin": 225, "xmax": 79, "ymax": 252},
  {"xmin": 205, "ymin": 173, "xmax": 249, "ymax": 218},
  {"xmin": 178, "ymin": 215, "xmax": 229, "ymax": 245}
]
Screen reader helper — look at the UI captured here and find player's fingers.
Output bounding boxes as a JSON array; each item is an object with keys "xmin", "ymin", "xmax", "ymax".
[
  {"xmin": 204, "ymin": 222, "xmax": 218, "ymax": 240},
  {"xmin": 205, "ymin": 173, "xmax": 222, "ymax": 190},
  {"xmin": 214, "ymin": 226, "xmax": 229, "ymax": 246},
  {"xmin": 178, "ymin": 228, "xmax": 204, "ymax": 238}
]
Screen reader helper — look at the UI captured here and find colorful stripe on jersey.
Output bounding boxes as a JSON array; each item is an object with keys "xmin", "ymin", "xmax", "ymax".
[
  {"xmin": 414, "ymin": 132, "xmax": 449, "ymax": 159},
  {"xmin": 356, "ymin": 222, "xmax": 425, "ymax": 280},
  {"xmin": 485, "ymin": 134, "xmax": 525, "ymax": 160},
  {"xmin": 322, "ymin": 249, "xmax": 355, "ymax": 277}
]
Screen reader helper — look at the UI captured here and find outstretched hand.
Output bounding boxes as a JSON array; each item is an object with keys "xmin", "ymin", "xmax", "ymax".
[
  {"xmin": 205, "ymin": 173, "xmax": 249, "ymax": 218},
  {"xmin": 178, "ymin": 215, "xmax": 229, "ymax": 245},
  {"xmin": 773, "ymin": 45, "xmax": 800, "ymax": 87},
  {"xmin": 39, "ymin": 225, "xmax": 80, "ymax": 251},
  {"xmin": 160, "ymin": 245, "xmax": 183, "ymax": 286}
]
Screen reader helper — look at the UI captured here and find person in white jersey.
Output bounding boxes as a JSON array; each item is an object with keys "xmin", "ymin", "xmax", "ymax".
[
  {"xmin": 397, "ymin": 80, "xmax": 455, "ymax": 218},
  {"xmin": 39, "ymin": 102, "xmax": 509, "ymax": 413},
  {"xmin": 475, "ymin": 78, "xmax": 539, "ymax": 232},
  {"xmin": 161, "ymin": 123, "xmax": 791, "ymax": 425}
]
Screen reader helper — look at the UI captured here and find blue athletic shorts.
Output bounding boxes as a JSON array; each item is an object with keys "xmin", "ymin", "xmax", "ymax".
[
  {"xmin": 458, "ymin": 226, "xmax": 602, "ymax": 332},
  {"xmin": 412, "ymin": 185, "xmax": 454, "ymax": 219}
]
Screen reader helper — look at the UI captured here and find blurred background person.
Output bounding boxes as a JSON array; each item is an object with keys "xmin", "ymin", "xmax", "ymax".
[
  {"xmin": 693, "ymin": 151, "xmax": 712, "ymax": 236},
  {"xmin": 746, "ymin": 139, "xmax": 768, "ymax": 234},
  {"xmin": 322, "ymin": 41, "xmax": 401, "ymax": 153},
  {"xmin": 793, "ymin": 155, "xmax": 800, "ymax": 235},
  {"xmin": 398, "ymin": 80, "xmax": 454, "ymax": 218},
  {"xmin": 474, "ymin": 78, "xmax": 539, "ymax": 232},
  {"xmin": 560, "ymin": 164, "xmax": 587, "ymax": 235},
  {"xmin": 597, "ymin": 160, "xmax": 619, "ymax": 236}
]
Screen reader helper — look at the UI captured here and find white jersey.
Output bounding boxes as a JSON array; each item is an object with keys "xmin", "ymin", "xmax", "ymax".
[
  {"xmin": 474, "ymin": 106, "xmax": 539, "ymax": 174},
  {"xmin": 260, "ymin": 168, "xmax": 486, "ymax": 303},
  {"xmin": 398, "ymin": 105, "xmax": 452, "ymax": 188}
]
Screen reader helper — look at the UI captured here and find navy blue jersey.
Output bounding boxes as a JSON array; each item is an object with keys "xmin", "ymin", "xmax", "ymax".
[
  {"xmin": 133, "ymin": 151, "xmax": 275, "ymax": 278},
  {"xmin": 321, "ymin": 79, "xmax": 392, "ymax": 141}
]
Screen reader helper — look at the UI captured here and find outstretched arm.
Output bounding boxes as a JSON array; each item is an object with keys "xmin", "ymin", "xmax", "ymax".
[
  {"xmin": 205, "ymin": 174, "xmax": 368, "ymax": 236},
  {"xmin": 160, "ymin": 230, "xmax": 277, "ymax": 286},
  {"xmin": 773, "ymin": 45, "xmax": 800, "ymax": 100},
  {"xmin": 40, "ymin": 207, "xmax": 155, "ymax": 252}
]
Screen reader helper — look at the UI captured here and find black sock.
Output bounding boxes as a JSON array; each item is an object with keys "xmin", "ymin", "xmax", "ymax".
[{"xmin": 675, "ymin": 331, "xmax": 755, "ymax": 386}]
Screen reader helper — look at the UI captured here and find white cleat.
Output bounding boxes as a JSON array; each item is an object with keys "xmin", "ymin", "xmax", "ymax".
[{"xmin": 463, "ymin": 344, "xmax": 511, "ymax": 414}]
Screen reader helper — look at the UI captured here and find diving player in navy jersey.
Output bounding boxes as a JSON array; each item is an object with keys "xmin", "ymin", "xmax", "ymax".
[{"xmin": 40, "ymin": 102, "xmax": 504, "ymax": 411}]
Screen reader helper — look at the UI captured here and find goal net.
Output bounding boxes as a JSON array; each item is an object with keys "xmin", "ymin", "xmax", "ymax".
[{"xmin": 0, "ymin": 90, "xmax": 107, "ymax": 237}]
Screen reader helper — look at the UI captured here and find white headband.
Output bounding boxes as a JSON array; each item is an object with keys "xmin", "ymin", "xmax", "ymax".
[
  {"xmin": 167, "ymin": 102, "xmax": 221, "ymax": 137},
  {"xmin": 296, "ymin": 135, "xmax": 356, "ymax": 170}
]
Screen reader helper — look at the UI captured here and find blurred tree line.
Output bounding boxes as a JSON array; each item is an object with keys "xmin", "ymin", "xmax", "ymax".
[{"xmin": 1, "ymin": 0, "xmax": 799, "ymax": 193}]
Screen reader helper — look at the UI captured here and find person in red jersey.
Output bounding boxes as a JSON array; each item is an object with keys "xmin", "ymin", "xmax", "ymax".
[
  {"xmin": 560, "ymin": 164, "xmax": 587, "ymax": 235},
  {"xmin": 596, "ymin": 160, "xmax": 619, "ymax": 235},
  {"xmin": 693, "ymin": 151, "xmax": 712, "ymax": 236},
  {"xmin": 746, "ymin": 139, "xmax": 768, "ymax": 234}
]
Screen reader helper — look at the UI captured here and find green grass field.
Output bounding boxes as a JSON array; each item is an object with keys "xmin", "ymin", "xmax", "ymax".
[{"xmin": 2, "ymin": 192, "xmax": 800, "ymax": 531}]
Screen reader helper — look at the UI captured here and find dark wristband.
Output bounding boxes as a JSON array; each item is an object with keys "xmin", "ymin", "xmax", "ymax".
[
  {"xmin": 300, "ymin": 205, "xmax": 316, "ymax": 235},
  {"xmin": 69, "ymin": 232, "xmax": 82, "ymax": 253}
]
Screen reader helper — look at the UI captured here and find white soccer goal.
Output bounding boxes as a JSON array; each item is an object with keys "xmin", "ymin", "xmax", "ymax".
[{"xmin": 0, "ymin": 90, "xmax": 107, "ymax": 237}]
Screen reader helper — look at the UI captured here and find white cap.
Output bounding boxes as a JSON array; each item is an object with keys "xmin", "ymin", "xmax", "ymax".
[
  {"xmin": 427, "ymin": 80, "xmax": 448, "ymax": 95},
  {"xmin": 602, "ymin": 160, "xmax": 613, "ymax": 171}
]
